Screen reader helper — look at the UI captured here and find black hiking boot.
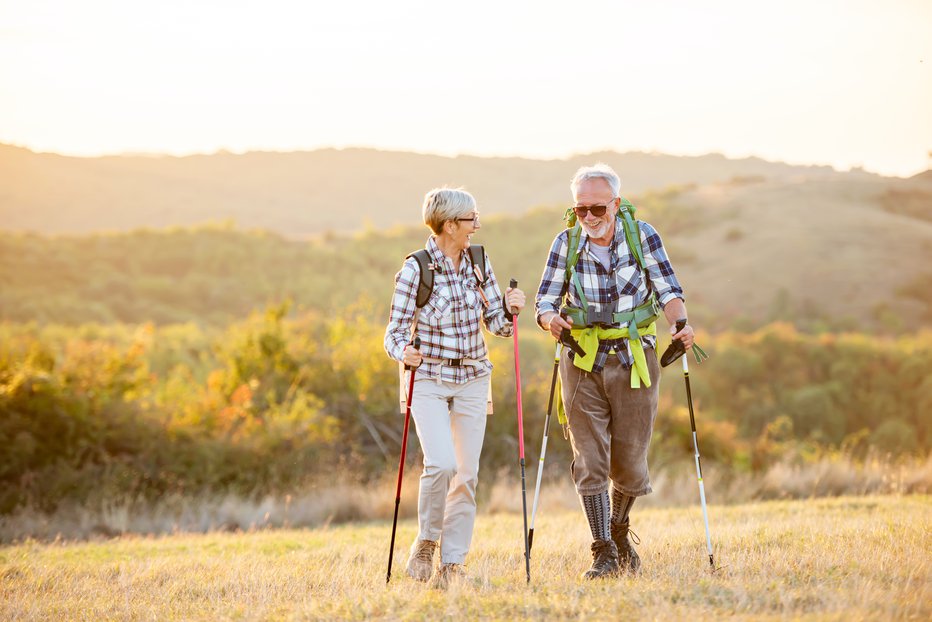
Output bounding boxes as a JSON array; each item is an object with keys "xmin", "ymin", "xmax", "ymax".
[
  {"xmin": 611, "ymin": 520, "xmax": 641, "ymax": 574},
  {"xmin": 581, "ymin": 539, "xmax": 620, "ymax": 579}
]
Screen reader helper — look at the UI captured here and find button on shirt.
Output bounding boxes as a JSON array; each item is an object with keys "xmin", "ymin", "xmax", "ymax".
[
  {"xmin": 385, "ymin": 237, "xmax": 513, "ymax": 384},
  {"xmin": 535, "ymin": 217, "xmax": 684, "ymax": 373}
]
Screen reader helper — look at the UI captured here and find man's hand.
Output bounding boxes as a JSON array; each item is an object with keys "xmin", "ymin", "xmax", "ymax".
[
  {"xmin": 541, "ymin": 311, "xmax": 573, "ymax": 341},
  {"xmin": 671, "ymin": 322, "xmax": 695, "ymax": 350}
]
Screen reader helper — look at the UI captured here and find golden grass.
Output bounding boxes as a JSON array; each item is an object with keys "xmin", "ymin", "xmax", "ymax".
[{"xmin": 1, "ymin": 495, "xmax": 929, "ymax": 621}]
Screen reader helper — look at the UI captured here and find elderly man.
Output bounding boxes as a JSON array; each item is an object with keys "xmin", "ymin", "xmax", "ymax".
[{"xmin": 535, "ymin": 163, "xmax": 694, "ymax": 579}]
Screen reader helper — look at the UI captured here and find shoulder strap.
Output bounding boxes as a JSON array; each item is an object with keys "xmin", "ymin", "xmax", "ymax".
[
  {"xmin": 617, "ymin": 198, "xmax": 645, "ymax": 271},
  {"xmin": 561, "ymin": 197, "xmax": 648, "ymax": 307},
  {"xmin": 564, "ymin": 225, "xmax": 583, "ymax": 282},
  {"xmin": 406, "ymin": 249, "xmax": 433, "ymax": 308},
  {"xmin": 468, "ymin": 244, "xmax": 487, "ymax": 284}
]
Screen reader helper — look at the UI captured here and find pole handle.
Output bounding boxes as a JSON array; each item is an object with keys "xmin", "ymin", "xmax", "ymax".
[
  {"xmin": 509, "ymin": 279, "xmax": 519, "ymax": 316},
  {"xmin": 404, "ymin": 336, "xmax": 421, "ymax": 371}
]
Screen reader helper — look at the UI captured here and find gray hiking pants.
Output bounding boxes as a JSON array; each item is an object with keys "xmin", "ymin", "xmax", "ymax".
[{"xmin": 560, "ymin": 347, "xmax": 661, "ymax": 497}]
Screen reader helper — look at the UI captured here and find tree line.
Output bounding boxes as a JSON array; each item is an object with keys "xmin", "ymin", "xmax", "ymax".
[{"xmin": 1, "ymin": 305, "xmax": 927, "ymax": 514}]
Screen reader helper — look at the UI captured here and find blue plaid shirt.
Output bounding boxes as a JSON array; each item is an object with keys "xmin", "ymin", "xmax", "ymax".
[
  {"xmin": 385, "ymin": 236, "xmax": 513, "ymax": 384},
  {"xmin": 535, "ymin": 217, "xmax": 684, "ymax": 373}
]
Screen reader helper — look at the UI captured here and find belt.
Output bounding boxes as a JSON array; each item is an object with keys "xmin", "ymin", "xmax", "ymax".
[{"xmin": 420, "ymin": 356, "xmax": 485, "ymax": 368}]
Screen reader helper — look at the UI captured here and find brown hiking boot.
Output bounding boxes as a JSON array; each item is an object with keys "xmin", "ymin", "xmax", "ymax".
[
  {"xmin": 582, "ymin": 539, "xmax": 620, "ymax": 579},
  {"xmin": 406, "ymin": 539, "xmax": 437, "ymax": 581},
  {"xmin": 611, "ymin": 520, "xmax": 642, "ymax": 574},
  {"xmin": 430, "ymin": 562, "xmax": 466, "ymax": 589}
]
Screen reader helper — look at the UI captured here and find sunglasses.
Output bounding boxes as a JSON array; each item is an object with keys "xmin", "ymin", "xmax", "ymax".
[{"xmin": 572, "ymin": 203, "xmax": 612, "ymax": 218}]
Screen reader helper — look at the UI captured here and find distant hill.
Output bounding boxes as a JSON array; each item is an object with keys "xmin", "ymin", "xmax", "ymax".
[
  {"xmin": 1, "ymin": 171, "xmax": 930, "ymax": 332},
  {"xmin": 0, "ymin": 143, "xmax": 882, "ymax": 236}
]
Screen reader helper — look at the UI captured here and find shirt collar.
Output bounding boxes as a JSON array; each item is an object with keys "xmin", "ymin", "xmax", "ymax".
[{"xmin": 426, "ymin": 236, "xmax": 468, "ymax": 274}]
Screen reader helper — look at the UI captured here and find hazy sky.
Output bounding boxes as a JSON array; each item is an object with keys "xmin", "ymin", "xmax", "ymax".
[{"xmin": 1, "ymin": 0, "xmax": 930, "ymax": 176}]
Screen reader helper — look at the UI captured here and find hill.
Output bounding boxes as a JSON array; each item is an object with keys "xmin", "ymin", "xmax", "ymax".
[
  {"xmin": 0, "ymin": 143, "xmax": 882, "ymax": 236},
  {"xmin": 1, "ymin": 173, "xmax": 930, "ymax": 331}
]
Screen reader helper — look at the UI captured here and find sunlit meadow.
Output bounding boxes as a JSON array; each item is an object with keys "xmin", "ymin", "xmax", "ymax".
[{"xmin": 2, "ymin": 495, "xmax": 928, "ymax": 621}]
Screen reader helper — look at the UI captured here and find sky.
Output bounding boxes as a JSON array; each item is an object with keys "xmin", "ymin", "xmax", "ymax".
[{"xmin": 1, "ymin": 0, "xmax": 930, "ymax": 177}]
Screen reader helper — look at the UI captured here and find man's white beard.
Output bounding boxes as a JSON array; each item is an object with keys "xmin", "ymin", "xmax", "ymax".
[{"xmin": 581, "ymin": 219, "xmax": 608, "ymax": 239}]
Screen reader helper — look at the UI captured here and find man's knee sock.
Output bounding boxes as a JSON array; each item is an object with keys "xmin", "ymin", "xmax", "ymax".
[
  {"xmin": 580, "ymin": 492, "xmax": 611, "ymax": 541},
  {"xmin": 611, "ymin": 484, "xmax": 636, "ymax": 525}
]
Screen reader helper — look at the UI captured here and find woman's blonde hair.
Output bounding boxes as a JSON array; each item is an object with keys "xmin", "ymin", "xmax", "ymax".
[{"xmin": 422, "ymin": 187, "xmax": 476, "ymax": 235}]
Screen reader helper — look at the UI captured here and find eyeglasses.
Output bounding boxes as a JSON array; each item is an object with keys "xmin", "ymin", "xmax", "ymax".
[
  {"xmin": 455, "ymin": 214, "xmax": 480, "ymax": 226},
  {"xmin": 573, "ymin": 203, "xmax": 614, "ymax": 218}
]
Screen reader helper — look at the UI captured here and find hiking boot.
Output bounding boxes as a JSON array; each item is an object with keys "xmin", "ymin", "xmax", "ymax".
[
  {"xmin": 582, "ymin": 539, "xmax": 620, "ymax": 579},
  {"xmin": 430, "ymin": 562, "xmax": 466, "ymax": 589},
  {"xmin": 611, "ymin": 520, "xmax": 641, "ymax": 574},
  {"xmin": 406, "ymin": 539, "xmax": 437, "ymax": 582}
]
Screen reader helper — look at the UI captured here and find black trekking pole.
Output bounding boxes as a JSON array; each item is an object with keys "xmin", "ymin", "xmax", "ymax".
[
  {"xmin": 662, "ymin": 319, "xmax": 716, "ymax": 571},
  {"xmin": 386, "ymin": 336, "xmax": 420, "ymax": 584},
  {"xmin": 509, "ymin": 279, "xmax": 531, "ymax": 583},
  {"xmin": 527, "ymin": 341, "xmax": 560, "ymax": 555}
]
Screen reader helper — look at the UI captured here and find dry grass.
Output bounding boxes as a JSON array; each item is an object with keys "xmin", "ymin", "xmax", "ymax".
[
  {"xmin": 3, "ymin": 453, "xmax": 929, "ymax": 543},
  {"xmin": 1, "ymin": 495, "xmax": 929, "ymax": 621}
]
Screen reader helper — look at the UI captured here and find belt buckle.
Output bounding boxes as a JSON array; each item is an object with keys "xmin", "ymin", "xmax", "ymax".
[{"xmin": 447, "ymin": 358, "xmax": 463, "ymax": 367}]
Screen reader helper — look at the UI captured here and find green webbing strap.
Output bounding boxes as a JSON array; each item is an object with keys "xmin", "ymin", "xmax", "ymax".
[
  {"xmin": 571, "ymin": 322, "xmax": 657, "ymax": 385},
  {"xmin": 617, "ymin": 198, "xmax": 644, "ymax": 270},
  {"xmin": 562, "ymin": 197, "xmax": 645, "ymax": 319},
  {"xmin": 691, "ymin": 342, "xmax": 710, "ymax": 364}
]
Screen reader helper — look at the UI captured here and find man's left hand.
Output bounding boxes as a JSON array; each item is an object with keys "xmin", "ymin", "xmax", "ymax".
[{"xmin": 671, "ymin": 322, "xmax": 695, "ymax": 350}]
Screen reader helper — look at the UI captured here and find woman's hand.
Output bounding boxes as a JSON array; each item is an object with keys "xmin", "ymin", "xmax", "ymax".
[
  {"xmin": 505, "ymin": 287, "xmax": 526, "ymax": 315},
  {"xmin": 402, "ymin": 344, "xmax": 422, "ymax": 368}
]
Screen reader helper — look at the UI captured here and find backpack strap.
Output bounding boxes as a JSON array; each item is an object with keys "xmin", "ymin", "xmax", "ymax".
[
  {"xmin": 468, "ymin": 244, "xmax": 487, "ymax": 285},
  {"xmin": 618, "ymin": 198, "xmax": 645, "ymax": 272},
  {"xmin": 406, "ymin": 249, "xmax": 434, "ymax": 309},
  {"xmin": 408, "ymin": 245, "xmax": 486, "ymax": 309},
  {"xmin": 561, "ymin": 196, "xmax": 653, "ymax": 315}
]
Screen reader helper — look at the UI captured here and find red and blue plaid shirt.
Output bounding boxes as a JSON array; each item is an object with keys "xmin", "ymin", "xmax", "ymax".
[
  {"xmin": 535, "ymin": 217, "xmax": 684, "ymax": 373},
  {"xmin": 385, "ymin": 236, "xmax": 513, "ymax": 384}
]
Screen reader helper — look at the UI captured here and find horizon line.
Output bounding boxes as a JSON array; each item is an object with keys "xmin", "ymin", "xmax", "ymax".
[{"xmin": 1, "ymin": 140, "xmax": 910, "ymax": 178}]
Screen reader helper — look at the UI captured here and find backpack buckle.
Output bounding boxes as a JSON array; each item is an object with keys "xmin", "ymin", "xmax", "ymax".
[{"xmin": 587, "ymin": 305, "xmax": 614, "ymax": 327}]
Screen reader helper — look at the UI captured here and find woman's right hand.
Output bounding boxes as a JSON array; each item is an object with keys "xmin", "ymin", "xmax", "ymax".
[{"xmin": 403, "ymin": 344, "xmax": 423, "ymax": 368}]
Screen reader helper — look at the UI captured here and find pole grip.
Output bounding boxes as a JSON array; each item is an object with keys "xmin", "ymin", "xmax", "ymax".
[
  {"xmin": 509, "ymin": 279, "xmax": 519, "ymax": 316},
  {"xmin": 404, "ymin": 336, "xmax": 421, "ymax": 371}
]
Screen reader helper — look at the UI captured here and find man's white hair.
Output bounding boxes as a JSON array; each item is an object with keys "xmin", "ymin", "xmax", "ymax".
[{"xmin": 570, "ymin": 163, "xmax": 620, "ymax": 200}]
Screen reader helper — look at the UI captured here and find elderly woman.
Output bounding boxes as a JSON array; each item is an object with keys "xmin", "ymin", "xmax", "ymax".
[{"xmin": 384, "ymin": 187, "xmax": 525, "ymax": 586}]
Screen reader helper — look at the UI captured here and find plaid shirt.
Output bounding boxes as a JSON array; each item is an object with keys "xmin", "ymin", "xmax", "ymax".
[
  {"xmin": 385, "ymin": 236, "xmax": 513, "ymax": 384},
  {"xmin": 535, "ymin": 217, "xmax": 684, "ymax": 373}
]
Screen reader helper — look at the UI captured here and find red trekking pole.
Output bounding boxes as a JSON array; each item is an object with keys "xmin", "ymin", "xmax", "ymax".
[
  {"xmin": 386, "ymin": 336, "xmax": 420, "ymax": 584},
  {"xmin": 510, "ymin": 279, "xmax": 531, "ymax": 583}
]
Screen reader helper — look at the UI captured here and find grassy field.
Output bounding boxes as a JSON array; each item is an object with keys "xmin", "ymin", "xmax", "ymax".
[{"xmin": 1, "ymin": 495, "xmax": 929, "ymax": 621}]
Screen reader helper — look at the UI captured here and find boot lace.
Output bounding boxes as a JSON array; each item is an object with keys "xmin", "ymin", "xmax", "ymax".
[{"xmin": 415, "ymin": 540, "xmax": 436, "ymax": 562}]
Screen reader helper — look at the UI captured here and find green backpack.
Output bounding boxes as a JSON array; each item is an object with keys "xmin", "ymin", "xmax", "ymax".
[{"xmin": 561, "ymin": 197, "xmax": 660, "ymax": 328}]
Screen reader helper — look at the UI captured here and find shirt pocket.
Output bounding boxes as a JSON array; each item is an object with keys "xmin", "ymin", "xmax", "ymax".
[
  {"xmin": 422, "ymin": 285, "xmax": 453, "ymax": 324},
  {"xmin": 615, "ymin": 253, "xmax": 641, "ymax": 296},
  {"xmin": 463, "ymin": 278, "xmax": 487, "ymax": 313}
]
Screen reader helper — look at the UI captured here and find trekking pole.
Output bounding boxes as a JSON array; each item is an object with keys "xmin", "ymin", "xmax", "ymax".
[
  {"xmin": 509, "ymin": 278, "xmax": 531, "ymax": 583},
  {"xmin": 676, "ymin": 319, "xmax": 716, "ymax": 571},
  {"xmin": 386, "ymin": 336, "xmax": 420, "ymax": 584},
  {"xmin": 527, "ymin": 341, "xmax": 561, "ymax": 555}
]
